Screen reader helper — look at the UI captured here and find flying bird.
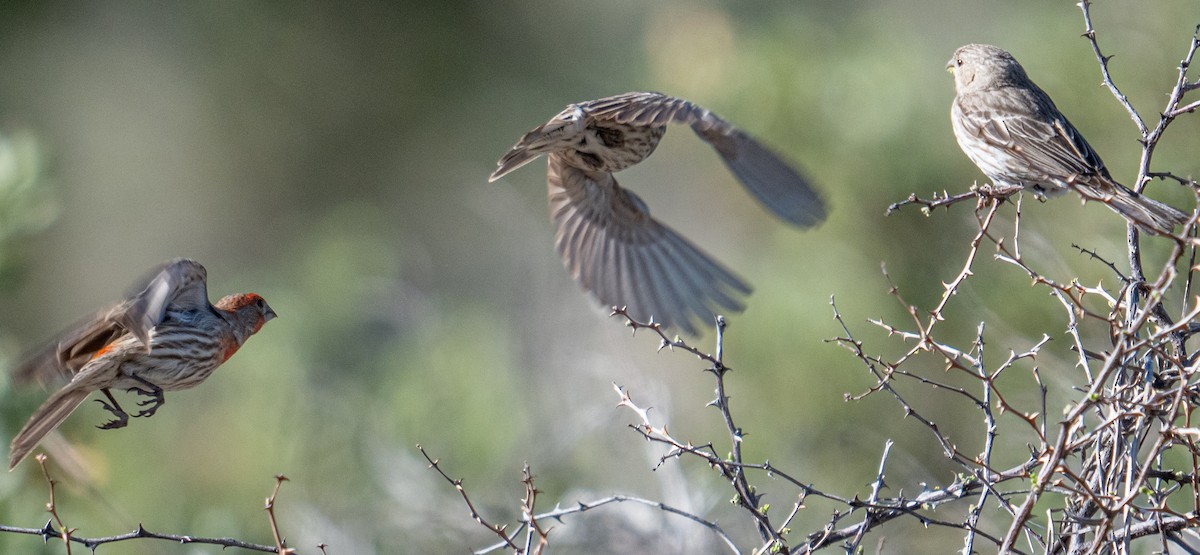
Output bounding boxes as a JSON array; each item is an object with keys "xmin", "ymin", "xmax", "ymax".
[
  {"xmin": 9, "ymin": 258, "xmax": 276, "ymax": 469},
  {"xmin": 948, "ymin": 43, "xmax": 1188, "ymax": 233},
  {"xmin": 490, "ymin": 91, "xmax": 827, "ymax": 334}
]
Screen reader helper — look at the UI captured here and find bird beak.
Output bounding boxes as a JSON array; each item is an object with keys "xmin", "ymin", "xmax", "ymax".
[
  {"xmin": 264, "ymin": 306, "xmax": 278, "ymax": 321},
  {"xmin": 946, "ymin": 60, "xmax": 954, "ymax": 73}
]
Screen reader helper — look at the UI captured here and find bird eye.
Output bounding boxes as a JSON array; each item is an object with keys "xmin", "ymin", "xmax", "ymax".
[
  {"xmin": 255, "ymin": 297, "xmax": 265, "ymax": 309},
  {"xmin": 956, "ymin": 58, "xmax": 964, "ymax": 67}
]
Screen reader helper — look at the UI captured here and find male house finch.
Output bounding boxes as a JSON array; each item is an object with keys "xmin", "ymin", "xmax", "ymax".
[
  {"xmin": 948, "ymin": 44, "xmax": 1188, "ymax": 234},
  {"xmin": 490, "ymin": 92, "xmax": 826, "ymax": 334},
  {"xmin": 8, "ymin": 258, "xmax": 275, "ymax": 469}
]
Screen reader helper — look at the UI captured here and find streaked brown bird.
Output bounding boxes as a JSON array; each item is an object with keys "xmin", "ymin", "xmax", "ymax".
[
  {"xmin": 490, "ymin": 92, "xmax": 827, "ymax": 334},
  {"xmin": 8, "ymin": 258, "xmax": 276, "ymax": 469},
  {"xmin": 948, "ymin": 44, "xmax": 1188, "ymax": 233}
]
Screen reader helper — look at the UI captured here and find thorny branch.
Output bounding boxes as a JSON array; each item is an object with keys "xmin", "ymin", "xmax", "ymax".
[
  {"xmin": 425, "ymin": 5, "xmax": 1200, "ymax": 554},
  {"xmin": 610, "ymin": 308, "xmax": 781, "ymax": 548},
  {"xmin": 876, "ymin": 7, "xmax": 1200, "ymax": 553},
  {"xmin": 0, "ymin": 463, "xmax": 302, "ymax": 553},
  {"xmin": 615, "ymin": 310, "xmax": 1039, "ymax": 554},
  {"xmin": 886, "ymin": 183, "xmax": 1023, "ymax": 216},
  {"xmin": 419, "ymin": 444, "xmax": 524, "ymax": 553},
  {"xmin": 420, "ymin": 441, "xmax": 740, "ymax": 555}
]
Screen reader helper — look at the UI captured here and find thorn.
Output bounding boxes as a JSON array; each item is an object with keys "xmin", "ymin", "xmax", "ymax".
[{"xmin": 40, "ymin": 520, "xmax": 56, "ymax": 541}]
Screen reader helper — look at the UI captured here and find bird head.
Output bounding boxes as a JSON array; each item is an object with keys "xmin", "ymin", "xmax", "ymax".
[
  {"xmin": 948, "ymin": 44, "xmax": 1028, "ymax": 94},
  {"xmin": 216, "ymin": 293, "xmax": 277, "ymax": 336}
]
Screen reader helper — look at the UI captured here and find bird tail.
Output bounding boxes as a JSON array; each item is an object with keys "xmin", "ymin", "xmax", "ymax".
[
  {"xmin": 9, "ymin": 388, "xmax": 91, "ymax": 470},
  {"xmin": 1104, "ymin": 186, "xmax": 1189, "ymax": 235}
]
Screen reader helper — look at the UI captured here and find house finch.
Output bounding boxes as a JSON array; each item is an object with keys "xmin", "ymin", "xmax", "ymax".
[
  {"xmin": 948, "ymin": 44, "xmax": 1187, "ymax": 234},
  {"xmin": 8, "ymin": 258, "xmax": 276, "ymax": 470},
  {"xmin": 490, "ymin": 92, "xmax": 826, "ymax": 334}
]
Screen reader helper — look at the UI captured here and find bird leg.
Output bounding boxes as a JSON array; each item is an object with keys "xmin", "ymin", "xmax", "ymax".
[
  {"xmin": 126, "ymin": 374, "xmax": 166, "ymax": 418},
  {"xmin": 95, "ymin": 388, "xmax": 130, "ymax": 430}
]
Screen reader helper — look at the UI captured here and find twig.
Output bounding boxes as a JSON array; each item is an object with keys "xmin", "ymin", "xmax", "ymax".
[
  {"xmin": 520, "ymin": 465, "xmax": 548, "ymax": 555},
  {"xmin": 37, "ymin": 454, "xmax": 73, "ymax": 554},
  {"xmin": 264, "ymin": 475, "xmax": 294, "ymax": 555},
  {"xmin": 1071, "ymin": 243, "xmax": 1129, "ymax": 283},
  {"xmin": 3, "ymin": 456, "xmax": 289, "ymax": 552},
  {"xmin": 886, "ymin": 190, "xmax": 978, "ymax": 215},
  {"xmin": 845, "ymin": 441, "xmax": 893, "ymax": 553},
  {"xmin": 0, "ymin": 523, "xmax": 291, "ymax": 553},
  {"xmin": 418, "ymin": 444, "xmax": 522, "ymax": 552},
  {"xmin": 475, "ymin": 495, "xmax": 742, "ymax": 555}
]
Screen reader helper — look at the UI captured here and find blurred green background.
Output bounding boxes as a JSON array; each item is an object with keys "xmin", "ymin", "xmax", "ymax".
[{"xmin": 0, "ymin": 1, "xmax": 1197, "ymax": 553}]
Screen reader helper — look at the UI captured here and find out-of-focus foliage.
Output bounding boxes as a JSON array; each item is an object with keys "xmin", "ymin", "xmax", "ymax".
[
  {"xmin": 0, "ymin": 1, "xmax": 1196, "ymax": 553},
  {"xmin": 0, "ymin": 129, "xmax": 57, "ymax": 288}
]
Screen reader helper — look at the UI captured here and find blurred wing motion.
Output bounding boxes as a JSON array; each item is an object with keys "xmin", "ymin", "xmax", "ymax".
[
  {"xmin": 584, "ymin": 92, "xmax": 828, "ymax": 227},
  {"xmin": 547, "ymin": 153, "xmax": 750, "ymax": 335},
  {"xmin": 7, "ymin": 258, "xmax": 277, "ymax": 470},
  {"xmin": 12, "ymin": 259, "xmax": 211, "ymax": 387},
  {"xmin": 491, "ymin": 91, "xmax": 828, "ymax": 334}
]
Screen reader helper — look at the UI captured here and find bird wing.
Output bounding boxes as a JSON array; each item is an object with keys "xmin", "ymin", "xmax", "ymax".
[
  {"xmin": 547, "ymin": 152, "xmax": 749, "ymax": 335},
  {"xmin": 583, "ymin": 92, "xmax": 827, "ymax": 228},
  {"xmin": 116, "ymin": 258, "xmax": 211, "ymax": 340},
  {"xmin": 11, "ymin": 259, "xmax": 210, "ymax": 386},
  {"xmin": 957, "ymin": 87, "xmax": 1109, "ymax": 182}
]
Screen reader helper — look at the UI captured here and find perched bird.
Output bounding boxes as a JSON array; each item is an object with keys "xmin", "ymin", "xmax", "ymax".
[
  {"xmin": 490, "ymin": 92, "xmax": 827, "ymax": 334},
  {"xmin": 948, "ymin": 44, "xmax": 1187, "ymax": 234},
  {"xmin": 8, "ymin": 258, "xmax": 276, "ymax": 470}
]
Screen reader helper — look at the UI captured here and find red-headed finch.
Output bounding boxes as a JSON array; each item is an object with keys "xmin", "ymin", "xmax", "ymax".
[{"xmin": 9, "ymin": 258, "xmax": 275, "ymax": 469}]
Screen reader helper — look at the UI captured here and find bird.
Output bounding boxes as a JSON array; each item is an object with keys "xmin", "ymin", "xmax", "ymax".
[
  {"xmin": 947, "ymin": 43, "xmax": 1188, "ymax": 234},
  {"xmin": 8, "ymin": 258, "xmax": 276, "ymax": 470},
  {"xmin": 489, "ymin": 91, "xmax": 827, "ymax": 334}
]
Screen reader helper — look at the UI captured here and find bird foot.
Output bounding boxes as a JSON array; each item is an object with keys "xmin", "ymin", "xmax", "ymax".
[
  {"xmin": 128, "ymin": 375, "xmax": 166, "ymax": 418},
  {"xmin": 95, "ymin": 398, "xmax": 130, "ymax": 430}
]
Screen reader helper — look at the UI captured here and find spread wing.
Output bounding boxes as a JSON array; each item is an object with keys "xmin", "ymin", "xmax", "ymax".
[
  {"xmin": 583, "ymin": 92, "xmax": 828, "ymax": 227},
  {"xmin": 11, "ymin": 258, "xmax": 210, "ymax": 386},
  {"xmin": 547, "ymin": 152, "xmax": 749, "ymax": 335}
]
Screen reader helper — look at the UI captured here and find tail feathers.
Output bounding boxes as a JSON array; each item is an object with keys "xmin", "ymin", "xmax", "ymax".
[
  {"xmin": 9, "ymin": 388, "xmax": 91, "ymax": 470},
  {"xmin": 489, "ymin": 147, "xmax": 542, "ymax": 182},
  {"xmin": 1094, "ymin": 182, "xmax": 1195, "ymax": 234},
  {"xmin": 1106, "ymin": 187, "xmax": 1190, "ymax": 235}
]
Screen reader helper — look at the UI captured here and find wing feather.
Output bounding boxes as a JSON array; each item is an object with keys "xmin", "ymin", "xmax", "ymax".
[
  {"xmin": 11, "ymin": 259, "xmax": 210, "ymax": 386},
  {"xmin": 547, "ymin": 153, "xmax": 748, "ymax": 334}
]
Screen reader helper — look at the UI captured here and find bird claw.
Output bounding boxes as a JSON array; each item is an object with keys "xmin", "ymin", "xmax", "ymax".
[
  {"xmin": 131, "ymin": 394, "xmax": 165, "ymax": 418},
  {"xmin": 94, "ymin": 398, "xmax": 129, "ymax": 430},
  {"xmin": 128, "ymin": 381, "xmax": 166, "ymax": 418}
]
